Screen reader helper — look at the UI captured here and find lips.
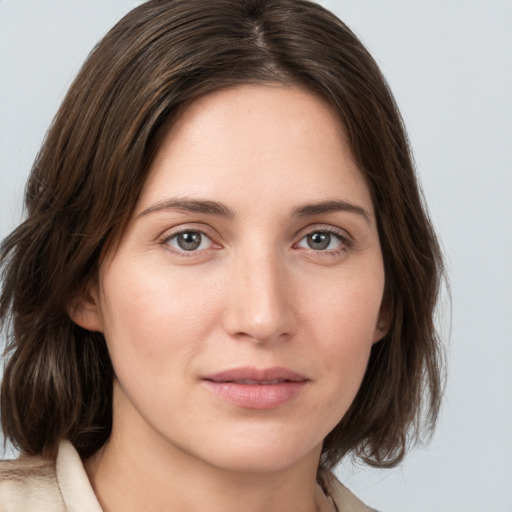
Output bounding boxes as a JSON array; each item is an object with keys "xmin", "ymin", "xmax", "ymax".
[
  {"xmin": 227, "ymin": 379, "xmax": 287, "ymax": 385},
  {"xmin": 201, "ymin": 367, "xmax": 309, "ymax": 409}
]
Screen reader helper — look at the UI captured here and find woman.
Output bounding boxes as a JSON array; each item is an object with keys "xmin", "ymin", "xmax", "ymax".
[{"xmin": 0, "ymin": 0, "xmax": 444, "ymax": 510}]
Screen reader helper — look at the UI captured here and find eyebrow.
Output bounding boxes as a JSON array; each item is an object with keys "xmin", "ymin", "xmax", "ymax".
[
  {"xmin": 138, "ymin": 198, "xmax": 234, "ymax": 218},
  {"xmin": 138, "ymin": 197, "xmax": 371, "ymax": 224},
  {"xmin": 292, "ymin": 200, "xmax": 371, "ymax": 224}
]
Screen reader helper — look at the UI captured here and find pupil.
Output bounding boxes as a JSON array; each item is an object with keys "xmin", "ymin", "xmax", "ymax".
[
  {"xmin": 178, "ymin": 232, "xmax": 201, "ymax": 251},
  {"xmin": 308, "ymin": 232, "xmax": 330, "ymax": 250}
]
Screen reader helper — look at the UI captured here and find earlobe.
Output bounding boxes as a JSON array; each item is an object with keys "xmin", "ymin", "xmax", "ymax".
[
  {"xmin": 372, "ymin": 318, "xmax": 389, "ymax": 344},
  {"xmin": 67, "ymin": 284, "xmax": 103, "ymax": 332},
  {"xmin": 372, "ymin": 301, "xmax": 392, "ymax": 344}
]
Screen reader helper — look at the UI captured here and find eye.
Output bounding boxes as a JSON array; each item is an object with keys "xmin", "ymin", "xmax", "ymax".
[
  {"xmin": 165, "ymin": 230, "xmax": 213, "ymax": 252},
  {"xmin": 296, "ymin": 230, "xmax": 345, "ymax": 251}
]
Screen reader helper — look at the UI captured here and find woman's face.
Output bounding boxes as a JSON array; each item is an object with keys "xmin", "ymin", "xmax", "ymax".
[{"xmin": 79, "ymin": 85, "xmax": 387, "ymax": 473}]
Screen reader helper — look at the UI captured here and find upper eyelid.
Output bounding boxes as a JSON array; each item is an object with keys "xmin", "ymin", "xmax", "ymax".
[
  {"xmin": 294, "ymin": 223, "xmax": 353, "ymax": 241},
  {"xmin": 163, "ymin": 229, "xmax": 212, "ymax": 241},
  {"xmin": 157, "ymin": 222, "xmax": 353, "ymax": 247},
  {"xmin": 158, "ymin": 223, "xmax": 218, "ymax": 241}
]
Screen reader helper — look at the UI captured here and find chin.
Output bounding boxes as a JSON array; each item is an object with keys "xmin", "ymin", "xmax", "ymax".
[{"xmin": 190, "ymin": 434, "xmax": 323, "ymax": 475}]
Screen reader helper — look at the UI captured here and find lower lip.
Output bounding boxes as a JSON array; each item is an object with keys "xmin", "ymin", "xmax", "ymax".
[{"xmin": 201, "ymin": 380, "xmax": 307, "ymax": 409}]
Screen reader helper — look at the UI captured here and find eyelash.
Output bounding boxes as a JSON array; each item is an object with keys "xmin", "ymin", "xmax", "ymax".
[
  {"xmin": 159, "ymin": 225, "xmax": 353, "ymax": 256},
  {"xmin": 159, "ymin": 227, "xmax": 218, "ymax": 257},
  {"xmin": 294, "ymin": 226, "xmax": 353, "ymax": 256}
]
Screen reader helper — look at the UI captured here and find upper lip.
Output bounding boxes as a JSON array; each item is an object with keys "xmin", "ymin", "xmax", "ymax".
[{"xmin": 202, "ymin": 366, "xmax": 308, "ymax": 384}]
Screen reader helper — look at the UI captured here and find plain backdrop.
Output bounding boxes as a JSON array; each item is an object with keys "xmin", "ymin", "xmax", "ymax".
[{"xmin": 1, "ymin": 1, "xmax": 511, "ymax": 511}]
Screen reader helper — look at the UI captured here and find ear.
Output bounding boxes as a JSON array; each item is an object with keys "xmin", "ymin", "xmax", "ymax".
[
  {"xmin": 67, "ymin": 282, "xmax": 103, "ymax": 332},
  {"xmin": 372, "ymin": 299, "xmax": 391, "ymax": 344}
]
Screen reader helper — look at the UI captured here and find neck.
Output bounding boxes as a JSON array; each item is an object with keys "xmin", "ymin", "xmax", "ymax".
[{"xmin": 84, "ymin": 414, "xmax": 323, "ymax": 512}]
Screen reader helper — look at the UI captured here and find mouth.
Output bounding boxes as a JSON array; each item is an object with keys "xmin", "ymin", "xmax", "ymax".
[
  {"xmin": 203, "ymin": 366, "xmax": 307, "ymax": 383},
  {"xmin": 219, "ymin": 379, "xmax": 295, "ymax": 385},
  {"xmin": 201, "ymin": 366, "xmax": 309, "ymax": 409}
]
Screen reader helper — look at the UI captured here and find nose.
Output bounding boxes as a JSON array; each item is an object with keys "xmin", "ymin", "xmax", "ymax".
[{"xmin": 222, "ymin": 248, "xmax": 297, "ymax": 344}]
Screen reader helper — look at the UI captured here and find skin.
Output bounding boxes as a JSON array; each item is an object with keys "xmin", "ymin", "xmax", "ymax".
[{"xmin": 72, "ymin": 85, "xmax": 388, "ymax": 512}]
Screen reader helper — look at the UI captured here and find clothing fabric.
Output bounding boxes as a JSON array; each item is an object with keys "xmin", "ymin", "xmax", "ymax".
[{"xmin": 0, "ymin": 440, "xmax": 377, "ymax": 511}]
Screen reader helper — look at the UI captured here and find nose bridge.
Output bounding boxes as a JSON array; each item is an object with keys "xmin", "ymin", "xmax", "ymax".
[{"xmin": 223, "ymin": 242, "xmax": 295, "ymax": 343}]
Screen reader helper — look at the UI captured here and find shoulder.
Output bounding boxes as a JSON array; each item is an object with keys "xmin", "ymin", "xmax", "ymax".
[
  {"xmin": 0, "ymin": 452, "xmax": 66, "ymax": 512},
  {"xmin": 321, "ymin": 471, "xmax": 382, "ymax": 512}
]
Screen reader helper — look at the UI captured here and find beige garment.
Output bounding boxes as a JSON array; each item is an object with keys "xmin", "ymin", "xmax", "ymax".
[{"xmin": 0, "ymin": 440, "xmax": 375, "ymax": 511}]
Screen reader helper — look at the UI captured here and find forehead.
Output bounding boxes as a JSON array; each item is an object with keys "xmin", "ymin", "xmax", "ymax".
[{"xmin": 138, "ymin": 84, "xmax": 374, "ymax": 217}]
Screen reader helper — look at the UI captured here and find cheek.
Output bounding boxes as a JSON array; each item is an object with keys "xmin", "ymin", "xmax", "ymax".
[
  {"xmin": 98, "ymin": 259, "xmax": 222, "ymax": 372},
  {"xmin": 300, "ymin": 267, "xmax": 384, "ymax": 343},
  {"xmin": 298, "ymin": 268, "xmax": 383, "ymax": 397}
]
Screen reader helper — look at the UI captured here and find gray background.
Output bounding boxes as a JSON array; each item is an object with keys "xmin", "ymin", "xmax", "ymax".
[{"xmin": 1, "ymin": 1, "xmax": 511, "ymax": 511}]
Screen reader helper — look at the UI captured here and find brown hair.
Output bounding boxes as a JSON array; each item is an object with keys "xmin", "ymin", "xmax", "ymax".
[{"xmin": 1, "ymin": 0, "xmax": 444, "ymax": 469}]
